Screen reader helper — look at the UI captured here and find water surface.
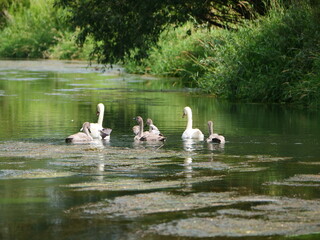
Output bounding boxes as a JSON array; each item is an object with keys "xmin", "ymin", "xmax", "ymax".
[{"xmin": 0, "ymin": 60, "xmax": 320, "ymax": 240}]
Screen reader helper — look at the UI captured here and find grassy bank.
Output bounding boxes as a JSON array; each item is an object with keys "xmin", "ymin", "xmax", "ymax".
[{"xmin": 125, "ymin": 3, "xmax": 320, "ymax": 108}]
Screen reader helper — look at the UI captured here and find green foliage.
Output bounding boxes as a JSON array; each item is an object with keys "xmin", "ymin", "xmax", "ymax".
[
  {"xmin": 0, "ymin": 0, "xmax": 67, "ymax": 58},
  {"xmin": 55, "ymin": 0, "xmax": 268, "ymax": 64},
  {"xmin": 195, "ymin": 3, "xmax": 320, "ymax": 107},
  {"xmin": 125, "ymin": 24, "xmax": 209, "ymax": 85},
  {"xmin": 0, "ymin": 0, "xmax": 30, "ymax": 29},
  {"xmin": 48, "ymin": 31, "xmax": 94, "ymax": 60},
  {"xmin": 127, "ymin": 3, "xmax": 320, "ymax": 107}
]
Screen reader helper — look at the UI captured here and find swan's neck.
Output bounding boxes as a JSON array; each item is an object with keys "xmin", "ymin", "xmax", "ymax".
[
  {"xmin": 208, "ymin": 123, "xmax": 213, "ymax": 135},
  {"xmin": 186, "ymin": 110, "xmax": 193, "ymax": 130},
  {"xmin": 139, "ymin": 119, "xmax": 144, "ymax": 138},
  {"xmin": 97, "ymin": 107, "xmax": 104, "ymax": 126}
]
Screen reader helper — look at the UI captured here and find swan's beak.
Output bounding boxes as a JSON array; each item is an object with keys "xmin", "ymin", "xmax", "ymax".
[
  {"xmin": 182, "ymin": 113, "xmax": 186, "ymax": 118},
  {"xmin": 96, "ymin": 111, "xmax": 100, "ymax": 116}
]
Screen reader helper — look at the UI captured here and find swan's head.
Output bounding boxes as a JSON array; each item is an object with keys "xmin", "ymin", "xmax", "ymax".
[
  {"xmin": 182, "ymin": 106, "xmax": 192, "ymax": 118},
  {"xmin": 146, "ymin": 118, "xmax": 153, "ymax": 126},
  {"xmin": 208, "ymin": 121, "xmax": 213, "ymax": 128},
  {"xmin": 97, "ymin": 103, "xmax": 105, "ymax": 116},
  {"xmin": 134, "ymin": 116, "xmax": 143, "ymax": 124}
]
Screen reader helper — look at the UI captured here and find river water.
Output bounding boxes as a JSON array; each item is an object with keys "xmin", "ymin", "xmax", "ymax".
[{"xmin": 0, "ymin": 60, "xmax": 320, "ymax": 240}]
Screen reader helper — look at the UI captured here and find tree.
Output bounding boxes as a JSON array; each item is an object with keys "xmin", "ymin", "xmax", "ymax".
[{"xmin": 56, "ymin": 0, "xmax": 269, "ymax": 64}]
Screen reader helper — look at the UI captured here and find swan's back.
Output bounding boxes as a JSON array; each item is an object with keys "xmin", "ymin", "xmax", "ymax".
[
  {"xmin": 207, "ymin": 133, "xmax": 225, "ymax": 144},
  {"xmin": 146, "ymin": 118, "xmax": 161, "ymax": 135},
  {"xmin": 89, "ymin": 123, "xmax": 103, "ymax": 139},
  {"xmin": 182, "ymin": 128, "xmax": 204, "ymax": 140},
  {"xmin": 206, "ymin": 121, "xmax": 225, "ymax": 144},
  {"xmin": 139, "ymin": 132, "xmax": 166, "ymax": 142},
  {"xmin": 66, "ymin": 122, "xmax": 93, "ymax": 143}
]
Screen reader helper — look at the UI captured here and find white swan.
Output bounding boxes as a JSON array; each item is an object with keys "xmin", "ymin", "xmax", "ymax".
[
  {"xmin": 206, "ymin": 121, "xmax": 225, "ymax": 144},
  {"xmin": 182, "ymin": 106, "xmax": 204, "ymax": 140},
  {"xmin": 146, "ymin": 118, "xmax": 161, "ymax": 135},
  {"xmin": 134, "ymin": 116, "xmax": 166, "ymax": 141},
  {"xmin": 66, "ymin": 122, "xmax": 93, "ymax": 143},
  {"xmin": 86, "ymin": 103, "xmax": 112, "ymax": 140}
]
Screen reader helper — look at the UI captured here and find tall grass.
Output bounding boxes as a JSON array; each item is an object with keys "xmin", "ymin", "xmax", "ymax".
[{"xmin": 125, "ymin": 3, "xmax": 320, "ymax": 107}]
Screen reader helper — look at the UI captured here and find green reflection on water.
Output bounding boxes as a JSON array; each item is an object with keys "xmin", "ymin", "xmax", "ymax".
[
  {"xmin": 0, "ymin": 197, "xmax": 48, "ymax": 204},
  {"xmin": 0, "ymin": 60, "xmax": 320, "ymax": 240}
]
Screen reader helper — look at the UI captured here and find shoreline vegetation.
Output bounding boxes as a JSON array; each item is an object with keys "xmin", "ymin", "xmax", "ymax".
[{"xmin": 0, "ymin": 0, "xmax": 319, "ymax": 108}]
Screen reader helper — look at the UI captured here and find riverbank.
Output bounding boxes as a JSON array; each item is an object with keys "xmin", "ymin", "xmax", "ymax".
[
  {"xmin": 1, "ymin": 1, "xmax": 319, "ymax": 108},
  {"xmin": 125, "ymin": 3, "xmax": 320, "ymax": 108}
]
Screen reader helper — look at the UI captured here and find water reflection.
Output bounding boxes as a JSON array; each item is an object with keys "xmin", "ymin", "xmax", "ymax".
[
  {"xmin": 183, "ymin": 157, "xmax": 193, "ymax": 179},
  {"xmin": 182, "ymin": 139, "xmax": 203, "ymax": 152},
  {"xmin": 207, "ymin": 142, "xmax": 225, "ymax": 151},
  {"xmin": 1, "ymin": 60, "xmax": 320, "ymax": 240}
]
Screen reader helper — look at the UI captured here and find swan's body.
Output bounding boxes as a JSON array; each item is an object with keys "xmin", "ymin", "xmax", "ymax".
[
  {"xmin": 132, "ymin": 125, "xmax": 149, "ymax": 136},
  {"xmin": 86, "ymin": 103, "xmax": 112, "ymax": 140},
  {"xmin": 100, "ymin": 128, "xmax": 112, "ymax": 139},
  {"xmin": 206, "ymin": 121, "xmax": 225, "ymax": 144},
  {"xmin": 134, "ymin": 116, "xmax": 166, "ymax": 141},
  {"xmin": 146, "ymin": 118, "xmax": 161, "ymax": 135},
  {"xmin": 132, "ymin": 125, "xmax": 140, "ymax": 136},
  {"xmin": 66, "ymin": 122, "xmax": 93, "ymax": 143},
  {"xmin": 182, "ymin": 106, "xmax": 204, "ymax": 140}
]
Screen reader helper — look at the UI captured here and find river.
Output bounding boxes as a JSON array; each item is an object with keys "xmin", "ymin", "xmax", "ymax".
[{"xmin": 0, "ymin": 60, "xmax": 320, "ymax": 240}]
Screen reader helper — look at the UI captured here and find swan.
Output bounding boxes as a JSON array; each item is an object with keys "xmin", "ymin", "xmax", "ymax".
[
  {"xmin": 182, "ymin": 106, "xmax": 204, "ymax": 140},
  {"xmin": 134, "ymin": 116, "xmax": 166, "ymax": 141},
  {"xmin": 86, "ymin": 103, "xmax": 112, "ymax": 139},
  {"xmin": 66, "ymin": 122, "xmax": 93, "ymax": 143},
  {"xmin": 146, "ymin": 118, "xmax": 161, "ymax": 135},
  {"xmin": 206, "ymin": 121, "xmax": 225, "ymax": 144}
]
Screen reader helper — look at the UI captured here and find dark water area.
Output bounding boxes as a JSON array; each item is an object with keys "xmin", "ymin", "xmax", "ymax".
[{"xmin": 0, "ymin": 60, "xmax": 320, "ymax": 240}]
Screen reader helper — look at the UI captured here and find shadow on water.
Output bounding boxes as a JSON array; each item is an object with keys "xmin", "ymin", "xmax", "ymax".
[{"xmin": 0, "ymin": 60, "xmax": 320, "ymax": 239}]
